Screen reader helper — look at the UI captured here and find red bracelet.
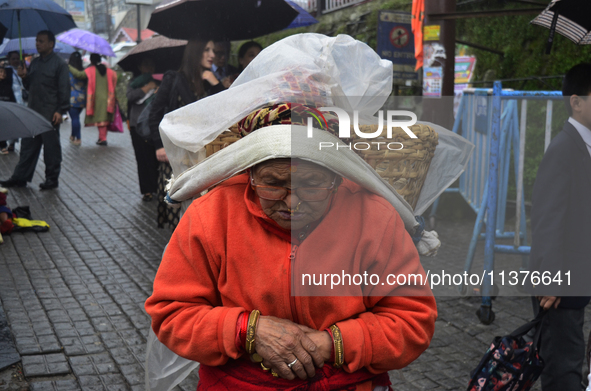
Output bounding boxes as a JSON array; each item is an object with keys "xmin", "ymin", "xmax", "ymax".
[
  {"xmin": 235, "ymin": 312, "xmax": 249, "ymax": 352},
  {"xmin": 325, "ymin": 328, "xmax": 335, "ymax": 363}
]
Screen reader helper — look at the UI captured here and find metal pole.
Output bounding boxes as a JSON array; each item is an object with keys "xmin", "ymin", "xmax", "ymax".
[
  {"xmin": 136, "ymin": 4, "xmax": 142, "ymax": 44},
  {"xmin": 515, "ymin": 99, "xmax": 527, "ymax": 248},
  {"xmin": 480, "ymin": 81, "xmax": 502, "ymax": 324},
  {"xmin": 17, "ymin": 10, "xmax": 22, "ymax": 61},
  {"xmin": 544, "ymin": 100, "xmax": 553, "ymax": 151}
]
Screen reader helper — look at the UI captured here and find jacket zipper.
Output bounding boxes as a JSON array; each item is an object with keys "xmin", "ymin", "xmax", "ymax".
[{"xmin": 288, "ymin": 244, "xmax": 300, "ymax": 324}]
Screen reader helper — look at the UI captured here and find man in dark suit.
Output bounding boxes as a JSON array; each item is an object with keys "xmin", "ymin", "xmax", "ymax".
[{"xmin": 530, "ymin": 63, "xmax": 591, "ymax": 391}]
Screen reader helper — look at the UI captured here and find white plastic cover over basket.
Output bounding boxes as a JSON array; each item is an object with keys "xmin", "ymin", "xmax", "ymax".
[
  {"xmin": 159, "ymin": 33, "xmax": 394, "ymax": 193},
  {"xmin": 159, "ymin": 33, "xmax": 473, "ymax": 220}
]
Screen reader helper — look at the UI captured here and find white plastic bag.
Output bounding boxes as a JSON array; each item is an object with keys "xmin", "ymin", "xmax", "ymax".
[{"xmin": 145, "ymin": 327, "xmax": 199, "ymax": 391}]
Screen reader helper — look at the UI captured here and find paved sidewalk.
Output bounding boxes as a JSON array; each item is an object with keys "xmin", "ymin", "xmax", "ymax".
[{"xmin": 0, "ymin": 123, "xmax": 588, "ymax": 391}]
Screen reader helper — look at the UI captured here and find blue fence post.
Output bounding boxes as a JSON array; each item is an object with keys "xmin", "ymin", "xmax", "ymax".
[{"xmin": 477, "ymin": 81, "xmax": 502, "ymax": 325}]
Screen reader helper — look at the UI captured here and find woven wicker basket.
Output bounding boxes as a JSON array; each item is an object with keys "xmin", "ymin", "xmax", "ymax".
[
  {"xmin": 205, "ymin": 125, "xmax": 241, "ymax": 157},
  {"xmin": 204, "ymin": 123, "xmax": 438, "ymax": 209},
  {"xmin": 350, "ymin": 124, "xmax": 438, "ymax": 209}
]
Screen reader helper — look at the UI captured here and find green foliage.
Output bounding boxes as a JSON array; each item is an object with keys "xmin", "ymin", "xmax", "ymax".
[
  {"xmin": 455, "ymin": 3, "xmax": 591, "ymax": 202},
  {"xmin": 456, "ymin": 6, "xmax": 591, "ymax": 90}
]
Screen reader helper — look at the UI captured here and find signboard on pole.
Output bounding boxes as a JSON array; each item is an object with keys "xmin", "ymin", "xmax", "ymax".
[
  {"xmin": 454, "ymin": 56, "xmax": 477, "ymax": 117},
  {"xmin": 65, "ymin": 0, "xmax": 85, "ymax": 22},
  {"xmin": 423, "ymin": 67, "xmax": 442, "ymax": 98},
  {"xmin": 377, "ymin": 10, "xmax": 417, "ymax": 81}
]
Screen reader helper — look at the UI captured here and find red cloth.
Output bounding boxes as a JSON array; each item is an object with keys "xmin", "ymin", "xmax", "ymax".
[
  {"xmin": 85, "ymin": 66, "xmax": 117, "ymax": 116},
  {"xmin": 145, "ymin": 174, "xmax": 437, "ymax": 390},
  {"xmin": 412, "ymin": 0, "xmax": 425, "ymax": 70},
  {"xmin": 197, "ymin": 359, "xmax": 391, "ymax": 390}
]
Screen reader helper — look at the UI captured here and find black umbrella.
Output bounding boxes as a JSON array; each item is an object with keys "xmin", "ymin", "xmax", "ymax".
[
  {"xmin": 0, "ymin": 21, "xmax": 6, "ymax": 42},
  {"xmin": 531, "ymin": 0, "xmax": 591, "ymax": 54},
  {"xmin": 0, "ymin": 101, "xmax": 53, "ymax": 141},
  {"xmin": 148, "ymin": 0, "xmax": 299, "ymax": 41},
  {"xmin": 118, "ymin": 35, "xmax": 188, "ymax": 75},
  {"xmin": 0, "ymin": 0, "xmax": 76, "ymax": 58}
]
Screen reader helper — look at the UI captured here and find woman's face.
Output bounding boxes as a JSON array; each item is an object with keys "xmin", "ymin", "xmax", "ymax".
[
  {"xmin": 239, "ymin": 46, "xmax": 262, "ymax": 69},
  {"xmin": 252, "ymin": 159, "xmax": 337, "ymax": 231},
  {"xmin": 201, "ymin": 41, "xmax": 215, "ymax": 69}
]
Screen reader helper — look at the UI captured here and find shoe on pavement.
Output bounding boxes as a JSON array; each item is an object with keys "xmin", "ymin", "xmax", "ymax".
[
  {"xmin": 39, "ymin": 180, "xmax": 58, "ymax": 190},
  {"xmin": 72, "ymin": 138, "xmax": 81, "ymax": 146},
  {"xmin": 0, "ymin": 178, "xmax": 27, "ymax": 188},
  {"xmin": 96, "ymin": 140, "xmax": 107, "ymax": 146}
]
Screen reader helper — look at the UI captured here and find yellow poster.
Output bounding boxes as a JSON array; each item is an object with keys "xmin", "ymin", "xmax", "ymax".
[{"xmin": 424, "ymin": 25, "xmax": 441, "ymax": 41}]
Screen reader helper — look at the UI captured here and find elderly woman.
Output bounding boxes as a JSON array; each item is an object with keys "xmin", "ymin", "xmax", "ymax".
[{"xmin": 144, "ymin": 105, "xmax": 437, "ymax": 390}]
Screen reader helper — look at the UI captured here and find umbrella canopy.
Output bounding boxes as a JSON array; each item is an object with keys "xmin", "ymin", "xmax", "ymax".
[
  {"xmin": 284, "ymin": 1, "xmax": 318, "ymax": 30},
  {"xmin": 0, "ymin": 0, "xmax": 76, "ymax": 39},
  {"xmin": 0, "ymin": 36, "xmax": 75, "ymax": 56},
  {"xmin": 57, "ymin": 28, "xmax": 115, "ymax": 57},
  {"xmin": 531, "ymin": 0, "xmax": 591, "ymax": 53},
  {"xmin": 118, "ymin": 35, "xmax": 187, "ymax": 75},
  {"xmin": 148, "ymin": 0, "xmax": 298, "ymax": 41},
  {"xmin": 0, "ymin": 101, "xmax": 53, "ymax": 141}
]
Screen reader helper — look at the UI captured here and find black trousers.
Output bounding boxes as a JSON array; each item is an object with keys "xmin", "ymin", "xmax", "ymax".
[
  {"xmin": 129, "ymin": 126, "xmax": 158, "ymax": 195},
  {"xmin": 535, "ymin": 301, "xmax": 586, "ymax": 391},
  {"xmin": 11, "ymin": 124, "xmax": 61, "ymax": 183}
]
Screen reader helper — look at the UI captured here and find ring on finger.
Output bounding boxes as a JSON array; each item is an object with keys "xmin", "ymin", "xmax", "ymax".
[
  {"xmin": 287, "ymin": 358, "xmax": 298, "ymax": 369},
  {"xmin": 260, "ymin": 363, "xmax": 271, "ymax": 371}
]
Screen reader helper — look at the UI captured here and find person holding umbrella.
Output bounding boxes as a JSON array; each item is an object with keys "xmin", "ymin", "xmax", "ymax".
[
  {"xmin": 67, "ymin": 51, "xmax": 86, "ymax": 146},
  {"xmin": 0, "ymin": 30, "xmax": 70, "ymax": 190},
  {"xmin": 126, "ymin": 57, "xmax": 160, "ymax": 202},
  {"xmin": 0, "ymin": 51, "xmax": 26, "ymax": 153},
  {"xmin": 68, "ymin": 53, "xmax": 118, "ymax": 146},
  {"xmin": 148, "ymin": 38, "xmax": 225, "ymax": 230}
]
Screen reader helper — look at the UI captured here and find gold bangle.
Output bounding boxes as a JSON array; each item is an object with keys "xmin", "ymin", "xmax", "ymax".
[
  {"xmin": 245, "ymin": 309, "xmax": 260, "ymax": 354},
  {"xmin": 329, "ymin": 324, "xmax": 344, "ymax": 368}
]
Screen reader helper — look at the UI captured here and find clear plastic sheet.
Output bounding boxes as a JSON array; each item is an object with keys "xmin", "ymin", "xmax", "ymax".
[
  {"xmin": 159, "ymin": 33, "xmax": 393, "ymax": 182},
  {"xmin": 145, "ymin": 328, "xmax": 199, "ymax": 391}
]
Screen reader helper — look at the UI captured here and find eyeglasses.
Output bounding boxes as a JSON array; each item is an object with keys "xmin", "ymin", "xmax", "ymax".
[{"xmin": 250, "ymin": 175, "xmax": 338, "ymax": 202}]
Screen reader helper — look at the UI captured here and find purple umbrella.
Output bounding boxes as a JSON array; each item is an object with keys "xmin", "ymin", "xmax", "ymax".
[{"xmin": 56, "ymin": 28, "xmax": 115, "ymax": 57}]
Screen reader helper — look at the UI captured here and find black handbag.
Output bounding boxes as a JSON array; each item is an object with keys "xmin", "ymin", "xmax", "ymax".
[
  {"xmin": 136, "ymin": 72, "xmax": 181, "ymax": 140},
  {"xmin": 467, "ymin": 310, "xmax": 547, "ymax": 391}
]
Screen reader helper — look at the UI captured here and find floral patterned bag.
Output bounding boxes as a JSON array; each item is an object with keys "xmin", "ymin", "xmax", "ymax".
[{"xmin": 467, "ymin": 311, "xmax": 546, "ymax": 391}]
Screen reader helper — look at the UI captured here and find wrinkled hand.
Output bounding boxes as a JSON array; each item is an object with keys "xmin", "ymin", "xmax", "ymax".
[
  {"xmin": 202, "ymin": 70, "xmax": 219, "ymax": 86},
  {"xmin": 155, "ymin": 147, "xmax": 168, "ymax": 163},
  {"xmin": 254, "ymin": 316, "xmax": 325, "ymax": 380},
  {"xmin": 537, "ymin": 296, "xmax": 561, "ymax": 310},
  {"xmin": 301, "ymin": 329, "xmax": 332, "ymax": 363},
  {"xmin": 52, "ymin": 112, "xmax": 63, "ymax": 125}
]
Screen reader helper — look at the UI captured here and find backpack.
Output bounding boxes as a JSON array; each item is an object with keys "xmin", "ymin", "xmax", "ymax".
[
  {"xmin": 136, "ymin": 72, "xmax": 182, "ymax": 140},
  {"xmin": 467, "ymin": 310, "xmax": 546, "ymax": 391}
]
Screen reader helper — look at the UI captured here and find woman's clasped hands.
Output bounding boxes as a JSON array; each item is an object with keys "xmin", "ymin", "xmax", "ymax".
[{"xmin": 252, "ymin": 316, "xmax": 333, "ymax": 380}]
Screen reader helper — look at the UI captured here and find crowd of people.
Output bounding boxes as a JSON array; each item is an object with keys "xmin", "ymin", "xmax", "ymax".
[{"xmin": 0, "ymin": 29, "xmax": 261, "ymax": 232}]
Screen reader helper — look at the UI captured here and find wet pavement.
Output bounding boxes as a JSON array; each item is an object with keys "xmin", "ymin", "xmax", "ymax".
[{"xmin": 0, "ymin": 121, "xmax": 589, "ymax": 390}]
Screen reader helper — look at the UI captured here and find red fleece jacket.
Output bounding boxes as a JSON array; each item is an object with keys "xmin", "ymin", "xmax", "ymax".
[{"xmin": 145, "ymin": 174, "xmax": 437, "ymax": 388}]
